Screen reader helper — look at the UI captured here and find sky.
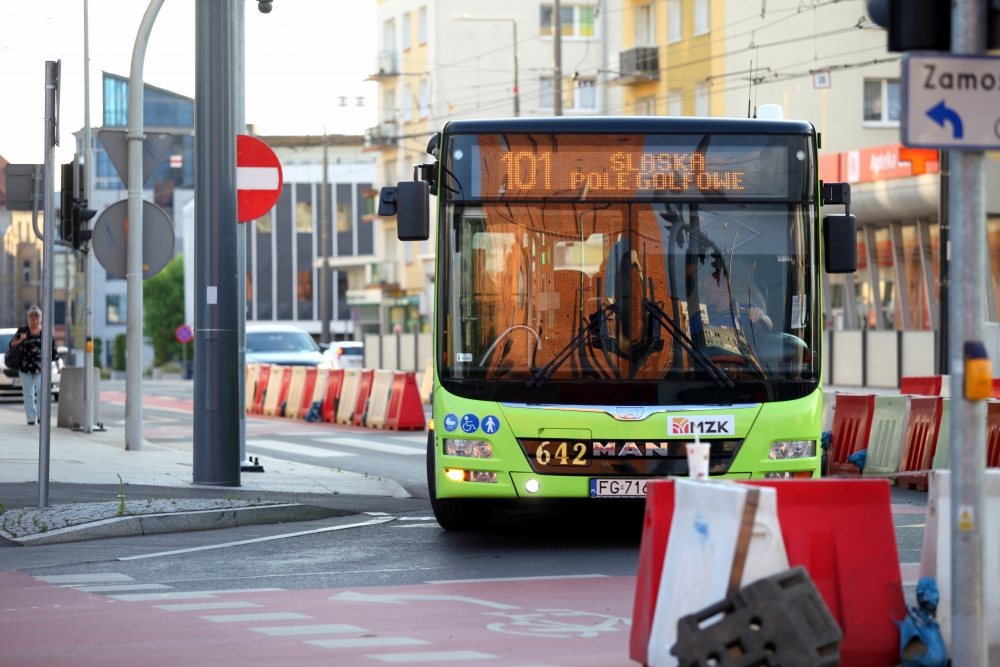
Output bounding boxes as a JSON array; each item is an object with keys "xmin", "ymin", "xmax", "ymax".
[{"xmin": 0, "ymin": 0, "xmax": 378, "ymax": 166}]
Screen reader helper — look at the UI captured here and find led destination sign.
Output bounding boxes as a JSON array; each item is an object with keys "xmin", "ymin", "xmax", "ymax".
[{"xmin": 455, "ymin": 133, "xmax": 801, "ymax": 201}]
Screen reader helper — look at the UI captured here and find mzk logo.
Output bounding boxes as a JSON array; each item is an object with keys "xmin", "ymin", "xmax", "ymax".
[{"xmin": 667, "ymin": 415, "xmax": 736, "ymax": 435}]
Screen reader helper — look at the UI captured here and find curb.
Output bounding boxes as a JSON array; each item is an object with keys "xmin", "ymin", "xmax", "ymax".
[{"xmin": 7, "ymin": 504, "xmax": 349, "ymax": 547}]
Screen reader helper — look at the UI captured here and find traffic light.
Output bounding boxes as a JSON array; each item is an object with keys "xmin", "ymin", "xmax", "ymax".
[
  {"xmin": 59, "ymin": 162, "xmax": 97, "ymax": 250},
  {"xmin": 868, "ymin": 0, "xmax": 1000, "ymax": 51}
]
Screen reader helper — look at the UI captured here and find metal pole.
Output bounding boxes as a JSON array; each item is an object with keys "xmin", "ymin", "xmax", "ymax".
[
  {"xmin": 126, "ymin": 0, "xmax": 165, "ymax": 451},
  {"xmin": 235, "ymin": 0, "xmax": 247, "ymax": 467},
  {"xmin": 512, "ymin": 20, "xmax": 519, "ymax": 117},
  {"xmin": 39, "ymin": 60, "xmax": 60, "ymax": 508},
  {"xmin": 600, "ymin": 2, "xmax": 607, "ymax": 114},
  {"xmin": 938, "ymin": 150, "xmax": 950, "ymax": 375},
  {"xmin": 949, "ymin": 1, "xmax": 988, "ymax": 664},
  {"xmin": 552, "ymin": 0, "xmax": 563, "ymax": 116},
  {"xmin": 321, "ymin": 130, "xmax": 330, "ymax": 345},
  {"xmin": 194, "ymin": 0, "xmax": 240, "ymax": 486},
  {"xmin": 83, "ymin": 0, "xmax": 94, "ymax": 433}
]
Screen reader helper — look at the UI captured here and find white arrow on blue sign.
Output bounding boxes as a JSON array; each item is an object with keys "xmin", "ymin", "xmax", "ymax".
[{"xmin": 902, "ymin": 52, "xmax": 1000, "ymax": 150}]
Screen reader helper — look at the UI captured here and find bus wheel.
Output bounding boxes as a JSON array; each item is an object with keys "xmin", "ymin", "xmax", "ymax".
[{"xmin": 426, "ymin": 429, "xmax": 493, "ymax": 531}]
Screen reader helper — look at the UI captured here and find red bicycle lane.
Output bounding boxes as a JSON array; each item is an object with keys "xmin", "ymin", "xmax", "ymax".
[{"xmin": 0, "ymin": 571, "xmax": 636, "ymax": 666}]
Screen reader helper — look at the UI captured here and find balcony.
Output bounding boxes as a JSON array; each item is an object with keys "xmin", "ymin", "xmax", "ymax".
[
  {"xmin": 367, "ymin": 50, "xmax": 399, "ymax": 79},
  {"xmin": 364, "ymin": 123, "xmax": 398, "ymax": 151},
  {"xmin": 618, "ymin": 46, "xmax": 659, "ymax": 83},
  {"xmin": 367, "ymin": 261, "xmax": 399, "ymax": 288}
]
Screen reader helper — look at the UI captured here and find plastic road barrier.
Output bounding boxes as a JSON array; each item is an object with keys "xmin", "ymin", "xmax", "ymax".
[
  {"xmin": 919, "ymin": 470, "xmax": 1000, "ymax": 656},
  {"xmin": 261, "ymin": 366, "xmax": 290, "ymax": 417},
  {"xmin": 989, "ymin": 401, "xmax": 1000, "ymax": 468},
  {"xmin": 351, "ymin": 370, "xmax": 375, "ymax": 427},
  {"xmin": 335, "ymin": 369, "xmax": 361, "ymax": 425},
  {"xmin": 863, "ymin": 395, "xmax": 910, "ymax": 477},
  {"xmin": 822, "ymin": 391, "xmax": 835, "ymax": 433},
  {"xmin": 322, "ymin": 369, "xmax": 344, "ymax": 423},
  {"xmin": 931, "ymin": 398, "xmax": 951, "ymax": 470},
  {"xmin": 307, "ymin": 367, "xmax": 326, "ymax": 414},
  {"xmin": 297, "ymin": 367, "xmax": 318, "ymax": 418},
  {"xmin": 993, "ymin": 378, "xmax": 1000, "ymax": 400},
  {"xmin": 897, "ymin": 396, "xmax": 943, "ymax": 491},
  {"xmin": 900, "ymin": 375, "xmax": 946, "ymax": 396},
  {"xmin": 645, "ymin": 480, "xmax": 788, "ymax": 667},
  {"xmin": 828, "ymin": 394, "xmax": 875, "ymax": 476},
  {"xmin": 419, "ymin": 358, "xmax": 433, "ymax": 404},
  {"xmin": 283, "ymin": 367, "xmax": 307, "ymax": 419},
  {"xmin": 251, "ymin": 363, "xmax": 269, "ymax": 414},
  {"xmin": 365, "ymin": 370, "xmax": 394, "ymax": 429},
  {"xmin": 245, "ymin": 363, "xmax": 259, "ymax": 412},
  {"xmin": 386, "ymin": 372, "xmax": 427, "ymax": 431},
  {"xmin": 631, "ymin": 479, "xmax": 905, "ymax": 667}
]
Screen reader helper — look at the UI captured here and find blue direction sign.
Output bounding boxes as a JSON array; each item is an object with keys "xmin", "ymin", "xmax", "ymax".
[{"xmin": 903, "ymin": 53, "xmax": 1000, "ymax": 150}]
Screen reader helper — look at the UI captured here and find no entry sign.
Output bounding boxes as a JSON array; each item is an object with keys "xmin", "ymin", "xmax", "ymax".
[{"xmin": 237, "ymin": 134, "xmax": 283, "ymax": 222}]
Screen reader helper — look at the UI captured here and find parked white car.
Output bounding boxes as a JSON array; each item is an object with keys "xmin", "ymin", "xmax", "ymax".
[
  {"xmin": 1, "ymin": 327, "xmax": 63, "ymax": 400},
  {"xmin": 322, "ymin": 341, "xmax": 364, "ymax": 370}
]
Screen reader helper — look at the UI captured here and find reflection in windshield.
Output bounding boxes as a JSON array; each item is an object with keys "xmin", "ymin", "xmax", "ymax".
[
  {"xmin": 246, "ymin": 332, "xmax": 320, "ymax": 353},
  {"xmin": 441, "ymin": 202, "xmax": 815, "ymax": 383}
]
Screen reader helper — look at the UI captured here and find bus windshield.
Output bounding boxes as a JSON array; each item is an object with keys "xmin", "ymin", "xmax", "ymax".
[{"xmin": 438, "ymin": 132, "xmax": 818, "ymax": 402}]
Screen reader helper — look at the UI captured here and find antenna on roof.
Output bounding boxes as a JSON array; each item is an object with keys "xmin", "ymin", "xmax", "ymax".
[{"xmin": 747, "ymin": 60, "xmax": 753, "ymax": 118}]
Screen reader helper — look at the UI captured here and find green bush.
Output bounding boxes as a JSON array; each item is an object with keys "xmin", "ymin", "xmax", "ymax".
[
  {"xmin": 144, "ymin": 255, "xmax": 185, "ymax": 366},
  {"xmin": 113, "ymin": 334, "xmax": 126, "ymax": 371},
  {"xmin": 92, "ymin": 338, "xmax": 103, "ymax": 369}
]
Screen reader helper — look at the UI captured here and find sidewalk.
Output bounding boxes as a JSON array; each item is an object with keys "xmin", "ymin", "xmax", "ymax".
[{"xmin": 0, "ymin": 406, "xmax": 409, "ymax": 498}]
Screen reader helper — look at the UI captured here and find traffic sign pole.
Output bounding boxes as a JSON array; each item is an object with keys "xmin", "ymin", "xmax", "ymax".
[
  {"xmin": 235, "ymin": 0, "xmax": 248, "ymax": 470},
  {"xmin": 949, "ymin": 1, "xmax": 988, "ymax": 664}
]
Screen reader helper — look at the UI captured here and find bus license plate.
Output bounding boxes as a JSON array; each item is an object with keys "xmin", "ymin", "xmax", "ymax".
[{"xmin": 590, "ymin": 479, "xmax": 647, "ymax": 498}]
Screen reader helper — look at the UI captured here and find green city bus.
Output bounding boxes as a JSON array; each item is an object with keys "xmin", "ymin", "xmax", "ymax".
[{"xmin": 379, "ymin": 116, "xmax": 856, "ymax": 530}]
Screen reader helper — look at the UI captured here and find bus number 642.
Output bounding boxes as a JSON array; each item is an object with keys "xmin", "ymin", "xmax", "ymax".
[{"xmin": 535, "ymin": 441, "xmax": 588, "ymax": 466}]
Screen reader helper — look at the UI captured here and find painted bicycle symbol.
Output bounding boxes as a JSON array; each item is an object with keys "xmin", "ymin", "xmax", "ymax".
[{"xmin": 484, "ymin": 608, "xmax": 631, "ymax": 639}]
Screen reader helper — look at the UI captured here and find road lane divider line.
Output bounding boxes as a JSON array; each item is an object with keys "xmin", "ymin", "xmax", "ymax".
[
  {"xmin": 306, "ymin": 637, "xmax": 431, "ymax": 649},
  {"xmin": 110, "ymin": 591, "xmax": 219, "ymax": 601},
  {"xmin": 425, "ymin": 574, "xmax": 610, "ymax": 585},
  {"xmin": 155, "ymin": 602, "xmax": 263, "ymax": 612},
  {"xmin": 201, "ymin": 612, "xmax": 312, "ymax": 623},
  {"xmin": 314, "ymin": 437, "xmax": 425, "ymax": 455},
  {"xmin": 117, "ymin": 517, "xmax": 395, "ymax": 561},
  {"xmin": 250, "ymin": 624, "xmax": 369, "ymax": 636},
  {"xmin": 35, "ymin": 573, "xmax": 134, "ymax": 584},
  {"xmin": 367, "ymin": 651, "xmax": 500, "ymax": 663},
  {"xmin": 330, "ymin": 591, "xmax": 519, "ymax": 610},
  {"xmin": 74, "ymin": 583, "xmax": 172, "ymax": 593}
]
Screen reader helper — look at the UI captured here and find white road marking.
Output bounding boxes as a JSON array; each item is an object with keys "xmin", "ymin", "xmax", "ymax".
[
  {"xmin": 394, "ymin": 524, "xmax": 441, "ymax": 529},
  {"xmin": 201, "ymin": 612, "xmax": 312, "ymax": 623},
  {"xmin": 36, "ymin": 573, "xmax": 134, "ymax": 584},
  {"xmin": 384, "ymin": 434, "xmax": 428, "ymax": 444},
  {"xmin": 156, "ymin": 602, "xmax": 263, "ymax": 612},
  {"xmin": 898, "ymin": 523, "xmax": 926, "ymax": 528},
  {"xmin": 237, "ymin": 167, "xmax": 280, "ymax": 190},
  {"xmin": 426, "ymin": 574, "xmax": 609, "ymax": 585},
  {"xmin": 111, "ymin": 592, "xmax": 218, "ymax": 601},
  {"xmin": 398, "ymin": 517, "xmax": 436, "ymax": 521},
  {"xmin": 75, "ymin": 583, "xmax": 172, "ymax": 593},
  {"xmin": 246, "ymin": 439, "xmax": 355, "ymax": 458},
  {"xmin": 118, "ymin": 518, "xmax": 394, "ymax": 561},
  {"xmin": 367, "ymin": 651, "xmax": 500, "ymax": 663},
  {"xmin": 250, "ymin": 624, "xmax": 368, "ymax": 636},
  {"xmin": 306, "ymin": 637, "xmax": 431, "ymax": 649},
  {"xmin": 330, "ymin": 591, "xmax": 519, "ymax": 610},
  {"xmin": 197, "ymin": 588, "xmax": 285, "ymax": 594},
  {"xmin": 314, "ymin": 437, "xmax": 425, "ymax": 455}
]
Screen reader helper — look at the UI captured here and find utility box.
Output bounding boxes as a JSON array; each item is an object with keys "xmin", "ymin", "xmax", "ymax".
[{"xmin": 56, "ymin": 367, "xmax": 101, "ymax": 428}]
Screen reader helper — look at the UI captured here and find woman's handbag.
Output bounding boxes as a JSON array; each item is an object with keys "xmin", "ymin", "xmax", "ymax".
[{"xmin": 3, "ymin": 329, "xmax": 23, "ymax": 377}]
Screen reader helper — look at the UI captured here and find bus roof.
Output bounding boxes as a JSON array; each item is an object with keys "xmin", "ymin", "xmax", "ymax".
[{"xmin": 443, "ymin": 116, "xmax": 815, "ymax": 136}]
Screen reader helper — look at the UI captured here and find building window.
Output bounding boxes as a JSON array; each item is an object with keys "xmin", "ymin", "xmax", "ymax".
[
  {"xmin": 418, "ymin": 7, "xmax": 427, "ymax": 45},
  {"xmin": 668, "ymin": 89, "xmax": 683, "ymax": 116},
  {"xmin": 668, "ymin": 0, "xmax": 682, "ymax": 43},
  {"xmin": 541, "ymin": 5, "xmax": 596, "ymax": 38},
  {"xmin": 337, "ymin": 200, "xmax": 353, "ymax": 233},
  {"xmin": 636, "ymin": 95, "xmax": 656, "ymax": 116},
  {"xmin": 106, "ymin": 294, "xmax": 126, "ymax": 324},
  {"xmin": 574, "ymin": 77, "xmax": 597, "ymax": 110},
  {"xmin": 418, "ymin": 79, "xmax": 430, "ymax": 118},
  {"xmin": 695, "ymin": 83, "xmax": 709, "ymax": 117},
  {"xmin": 383, "ymin": 19, "xmax": 395, "ymax": 50},
  {"xmin": 539, "ymin": 77, "xmax": 554, "ymax": 110},
  {"xmin": 297, "ymin": 270, "xmax": 312, "ymax": 302},
  {"xmin": 401, "ymin": 84, "xmax": 413, "ymax": 122},
  {"xmin": 355, "ymin": 96, "xmax": 365, "ymax": 107},
  {"xmin": 864, "ymin": 79, "xmax": 901, "ymax": 124},
  {"xmin": 402, "ymin": 12, "xmax": 412, "ymax": 50},
  {"xmin": 338, "ymin": 96, "xmax": 348, "ymax": 107},
  {"xmin": 383, "ymin": 159, "xmax": 397, "ymax": 188},
  {"xmin": 694, "ymin": 0, "xmax": 710, "ymax": 35},
  {"xmin": 22, "ymin": 260, "xmax": 31, "ymax": 284},
  {"xmin": 296, "ymin": 200, "xmax": 312, "ymax": 233},
  {"xmin": 256, "ymin": 211, "xmax": 272, "ymax": 234},
  {"xmin": 636, "ymin": 3, "xmax": 655, "ymax": 45}
]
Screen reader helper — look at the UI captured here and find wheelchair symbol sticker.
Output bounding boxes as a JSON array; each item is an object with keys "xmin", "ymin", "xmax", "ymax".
[
  {"xmin": 482, "ymin": 415, "xmax": 500, "ymax": 434},
  {"xmin": 460, "ymin": 414, "xmax": 480, "ymax": 434},
  {"xmin": 443, "ymin": 413, "xmax": 459, "ymax": 432}
]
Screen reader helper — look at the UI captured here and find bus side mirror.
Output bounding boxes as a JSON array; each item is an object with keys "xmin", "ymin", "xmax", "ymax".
[
  {"xmin": 377, "ymin": 187, "xmax": 398, "ymax": 216},
  {"xmin": 823, "ymin": 214, "xmax": 857, "ymax": 273},
  {"xmin": 396, "ymin": 180, "xmax": 430, "ymax": 241}
]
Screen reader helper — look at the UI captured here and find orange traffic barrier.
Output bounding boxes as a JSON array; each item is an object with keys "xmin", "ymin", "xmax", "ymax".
[
  {"xmin": 365, "ymin": 370, "xmax": 394, "ymax": 429},
  {"xmin": 898, "ymin": 396, "xmax": 943, "ymax": 490},
  {"xmin": 322, "ymin": 369, "xmax": 344, "ymax": 422},
  {"xmin": 251, "ymin": 364, "xmax": 270, "ymax": 414},
  {"xmin": 297, "ymin": 367, "xmax": 318, "ymax": 418},
  {"xmin": 245, "ymin": 363, "xmax": 259, "ymax": 412},
  {"xmin": 900, "ymin": 375, "xmax": 945, "ymax": 396},
  {"xmin": 283, "ymin": 367, "xmax": 308, "ymax": 419},
  {"xmin": 630, "ymin": 479, "xmax": 905, "ymax": 667},
  {"xmin": 993, "ymin": 378, "xmax": 1000, "ymax": 400},
  {"xmin": 262, "ymin": 366, "xmax": 291, "ymax": 417},
  {"xmin": 335, "ymin": 370, "xmax": 361, "ymax": 425},
  {"xmin": 828, "ymin": 394, "xmax": 875, "ymax": 476},
  {"xmin": 351, "ymin": 370, "xmax": 375, "ymax": 427},
  {"xmin": 385, "ymin": 372, "xmax": 426, "ymax": 431},
  {"xmin": 303, "ymin": 367, "xmax": 325, "ymax": 418},
  {"xmin": 989, "ymin": 401, "xmax": 1000, "ymax": 468}
]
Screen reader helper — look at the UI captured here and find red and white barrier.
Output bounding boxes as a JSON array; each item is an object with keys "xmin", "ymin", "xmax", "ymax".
[{"xmin": 386, "ymin": 372, "xmax": 426, "ymax": 430}]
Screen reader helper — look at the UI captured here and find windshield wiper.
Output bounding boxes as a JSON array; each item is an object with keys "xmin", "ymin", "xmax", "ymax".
[
  {"xmin": 642, "ymin": 299, "xmax": 735, "ymax": 389},
  {"xmin": 527, "ymin": 305, "xmax": 615, "ymax": 388}
]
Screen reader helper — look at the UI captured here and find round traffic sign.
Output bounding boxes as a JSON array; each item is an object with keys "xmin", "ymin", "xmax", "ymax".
[
  {"xmin": 92, "ymin": 199, "xmax": 175, "ymax": 280},
  {"xmin": 175, "ymin": 324, "xmax": 193, "ymax": 344},
  {"xmin": 237, "ymin": 134, "xmax": 284, "ymax": 223}
]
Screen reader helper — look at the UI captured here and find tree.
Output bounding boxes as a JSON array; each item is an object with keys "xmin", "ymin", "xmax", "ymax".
[
  {"xmin": 93, "ymin": 337, "xmax": 103, "ymax": 369},
  {"xmin": 143, "ymin": 254, "xmax": 185, "ymax": 366},
  {"xmin": 113, "ymin": 334, "xmax": 126, "ymax": 371}
]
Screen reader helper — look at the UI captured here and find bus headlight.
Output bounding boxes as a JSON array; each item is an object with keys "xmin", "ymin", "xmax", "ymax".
[
  {"xmin": 764, "ymin": 471, "xmax": 814, "ymax": 479},
  {"xmin": 443, "ymin": 468, "xmax": 497, "ymax": 483},
  {"xmin": 768, "ymin": 440, "xmax": 815, "ymax": 460},
  {"xmin": 444, "ymin": 439, "xmax": 493, "ymax": 458}
]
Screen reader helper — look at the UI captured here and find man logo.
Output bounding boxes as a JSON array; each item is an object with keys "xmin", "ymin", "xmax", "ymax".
[{"xmin": 670, "ymin": 417, "xmax": 691, "ymax": 434}]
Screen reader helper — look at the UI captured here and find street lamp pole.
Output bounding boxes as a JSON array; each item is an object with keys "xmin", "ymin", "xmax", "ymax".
[{"xmin": 453, "ymin": 15, "xmax": 519, "ymax": 117}]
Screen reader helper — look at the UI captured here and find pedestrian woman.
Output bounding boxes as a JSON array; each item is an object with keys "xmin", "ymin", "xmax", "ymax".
[{"xmin": 8, "ymin": 306, "xmax": 60, "ymax": 425}]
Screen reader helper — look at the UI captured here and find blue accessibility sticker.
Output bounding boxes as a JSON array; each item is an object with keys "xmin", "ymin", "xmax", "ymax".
[
  {"xmin": 442, "ymin": 413, "xmax": 459, "ymax": 432},
  {"xmin": 481, "ymin": 414, "xmax": 500, "ymax": 435},
  {"xmin": 460, "ymin": 413, "xmax": 480, "ymax": 434}
]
